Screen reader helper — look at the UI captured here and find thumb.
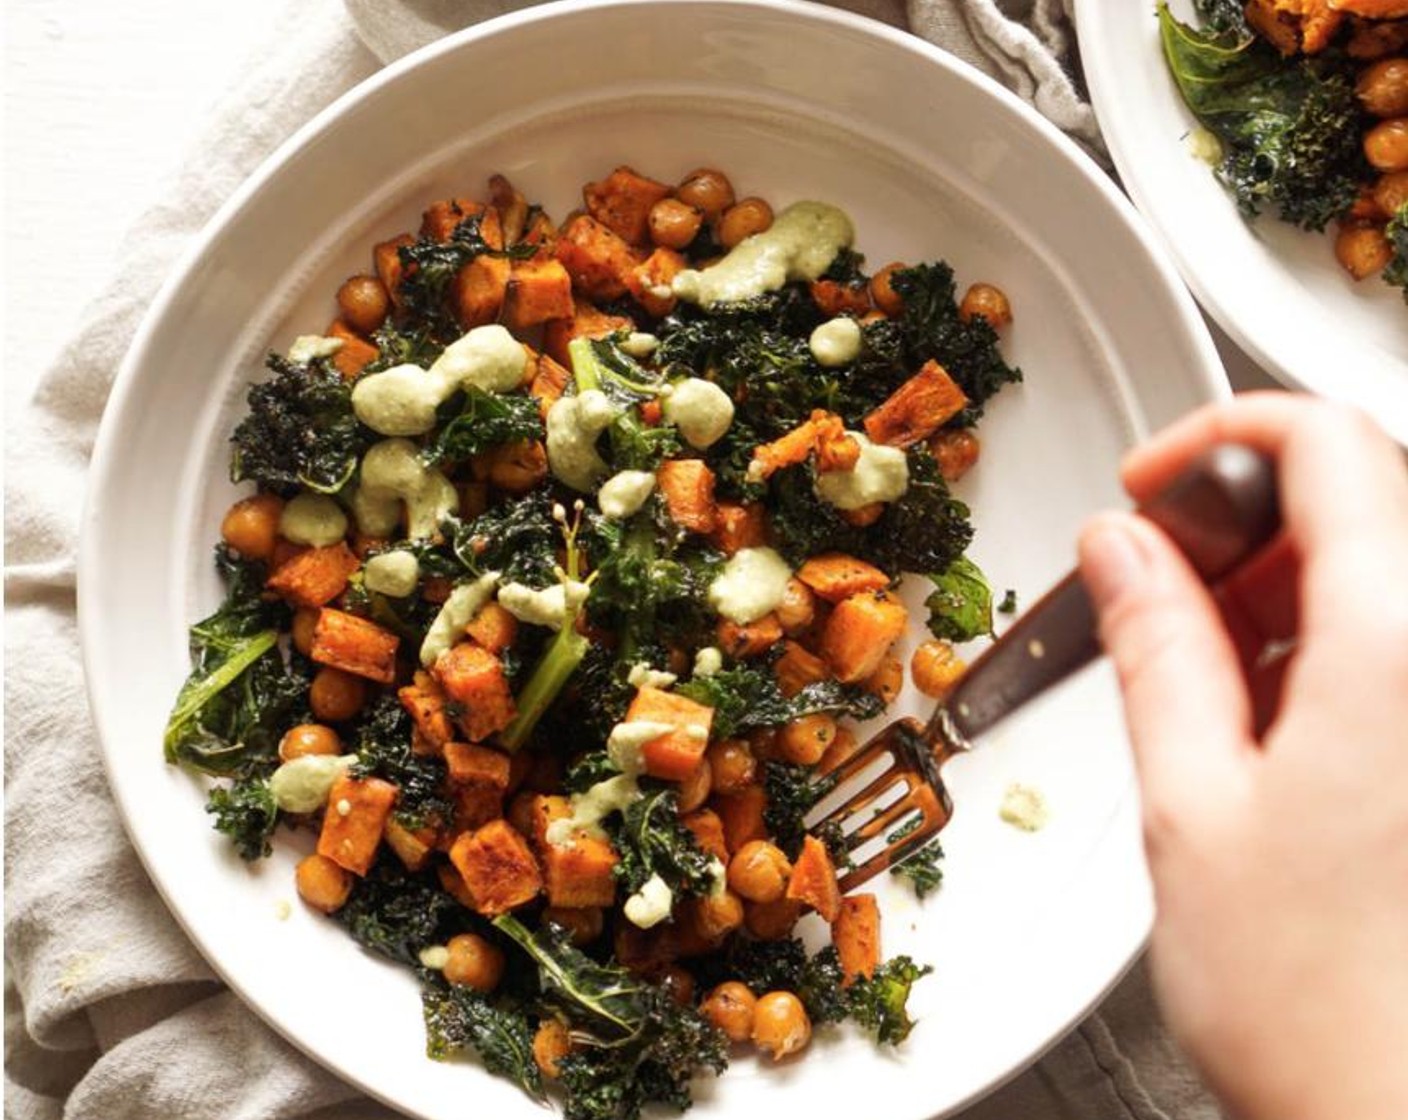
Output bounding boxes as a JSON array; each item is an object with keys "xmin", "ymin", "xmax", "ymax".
[{"xmin": 1078, "ymin": 511, "xmax": 1252, "ymax": 811}]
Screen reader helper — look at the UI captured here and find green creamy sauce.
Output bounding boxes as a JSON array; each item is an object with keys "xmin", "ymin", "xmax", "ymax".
[
  {"xmin": 350, "ymin": 324, "xmax": 526, "ymax": 437},
  {"xmin": 672, "ymin": 201, "xmax": 854, "ymax": 307},
  {"xmin": 661, "ymin": 378, "xmax": 734, "ymax": 449},
  {"xmin": 269, "ymin": 754, "xmax": 355, "ymax": 814},
  {"xmin": 279, "ymin": 493, "xmax": 348, "ymax": 547},
  {"xmin": 363, "ymin": 549, "xmax": 420, "ymax": 597},
  {"xmin": 496, "ymin": 580, "xmax": 590, "ymax": 631},
  {"xmin": 545, "ymin": 389, "xmax": 617, "ymax": 492},
  {"xmin": 598, "ymin": 470, "xmax": 656, "ymax": 519},
  {"xmin": 353, "ymin": 438, "xmax": 459, "ymax": 539},
  {"xmin": 814, "ymin": 431, "xmax": 909, "ymax": 510},
  {"xmin": 708, "ymin": 547, "xmax": 792, "ymax": 624},
  {"xmin": 808, "ymin": 316, "xmax": 862, "ymax": 368},
  {"xmin": 419, "ymin": 572, "xmax": 500, "ymax": 667}
]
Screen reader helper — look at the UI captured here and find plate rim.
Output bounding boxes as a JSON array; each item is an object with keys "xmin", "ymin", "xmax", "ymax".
[{"xmin": 76, "ymin": 0, "xmax": 1224, "ymax": 1114}]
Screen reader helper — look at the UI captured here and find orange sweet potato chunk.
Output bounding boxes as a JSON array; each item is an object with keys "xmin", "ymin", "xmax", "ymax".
[
  {"xmin": 709, "ymin": 502, "xmax": 768, "ymax": 555},
  {"xmin": 657, "ymin": 459, "xmax": 717, "ymax": 534},
  {"xmin": 503, "ymin": 258, "xmax": 575, "ymax": 331},
  {"xmin": 310, "ymin": 608, "xmax": 400, "ymax": 684},
  {"xmin": 464, "ymin": 601, "xmax": 518, "ymax": 654},
  {"xmin": 542, "ymin": 834, "xmax": 620, "ymax": 909},
  {"xmin": 819, "ymin": 589, "xmax": 908, "ymax": 684},
  {"xmin": 317, "ymin": 775, "xmax": 398, "ymax": 876},
  {"xmin": 398, "ymin": 670, "xmax": 456, "ymax": 754},
  {"xmin": 786, "ymin": 834, "xmax": 842, "ymax": 922},
  {"xmin": 444, "ymin": 742, "xmax": 512, "ymax": 791},
  {"xmin": 583, "ymin": 166, "xmax": 672, "ymax": 246},
  {"xmin": 554, "ymin": 213, "xmax": 642, "ymax": 301},
  {"xmin": 449, "ymin": 819, "xmax": 542, "ymax": 916},
  {"xmin": 265, "ymin": 542, "xmax": 359, "ymax": 609},
  {"xmin": 863, "ymin": 359, "xmax": 968, "ymax": 448},
  {"xmin": 454, "ymin": 255, "xmax": 511, "ymax": 328},
  {"xmin": 542, "ymin": 302, "xmax": 634, "ymax": 368},
  {"xmin": 795, "ymin": 553, "xmax": 891, "ymax": 604},
  {"xmin": 326, "ymin": 320, "xmax": 379, "ymax": 379},
  {"xmin": 431, "ymin": 642, "xmax": 517, "ymax": 742},
  {"xmin": 833, "ymin": 893, "xmax": 881, "ymax": 984},
  {"xmin": 625, "ymin": 686, "xmax": 715, "ymax": 782}
]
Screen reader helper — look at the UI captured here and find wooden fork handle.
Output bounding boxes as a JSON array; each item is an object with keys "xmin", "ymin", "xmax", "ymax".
[{"xmin": 939, "ymin": 443, "xmax": 1281, "ymax": 745}]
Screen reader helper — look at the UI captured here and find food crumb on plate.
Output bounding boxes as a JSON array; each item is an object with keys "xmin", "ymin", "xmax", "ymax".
[
  {"xmin": 274, "ymin": 899, "xmax": 292, "ymax": 921},
  {"xmin": 999, "ymin": 782, "xmax": 1049, "ymax": 832}
]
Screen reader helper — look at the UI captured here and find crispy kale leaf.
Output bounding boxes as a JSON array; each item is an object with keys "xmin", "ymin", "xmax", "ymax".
[
  {"xmin": 350, "ymin": 694, "xmax": 452, "ymax": 829},
  {"xmin": 1384, "ymin": 205, "xmax": 1408, "ymax": 302},
  {"xmin": 451, "ymin": 493, "xmax": 560, "ymax": 586},
  {"xmin": 397, "ymin": 212, "xmax": 536, "ymax": 339},
  {"xmin": 422, "ymin": 981, "xmax": 545, "ymax": 1100},
  {"xmin": 206, "ymin": 774, "xmax": 279, "ymax": 861},
  {"xmin": 493, "ymin": 915, "xmax": 728, "ymax": 1120},
  {"xmin": 1195, "ymin": 0, "xmax": 1251, "ymax": 37},
  {"xmin": 337, "ymin": 854, "xmax": 464, "ymax": 967},
  {"xmin": 676, "ymin": 665, "xmax": 882, "ymax": 742},
  {"xmin": 847, "ymin": 956, "xmax": 933, "ymax": 1044},
  {"xmin": 609, "ymin": 786, "xmax": 717, "ymax": 897},
  {"xmin": 769, "ymin": 449, "xmax": 974, "ymax": 575},
  {"xmin": 889, "ymin": 263, "xmax": 1022, "ymax": 421},
  {"xmin": 761, "ymin": 760, "xmax": 838, "ymax": 859},
  {"xmin": 230, "ymin": 354, "xmax": 365, "ymax": 495},
  {"xmin": 420, "ymin": 388, "xmax": 543, "ymax": 467},
  {"xmin": 925, "ymin": 555, "xmax": 994, "ymax": 642},
  {"xmin": 888, "ymin": 817, "xmax": 945, "ymax": 899},
  {"xmin": 164, "ymin": 547, "xmax": 305, "ymax": 777},
  {"xmin": 1158, "ymin": 3, "xmax": 1367, "ymax": 231}
]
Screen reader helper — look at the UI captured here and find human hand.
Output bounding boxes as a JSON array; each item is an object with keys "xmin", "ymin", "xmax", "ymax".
[{"xmin": 1077, "ymin": 393, "xmax": 1408, "ymax": 1120}]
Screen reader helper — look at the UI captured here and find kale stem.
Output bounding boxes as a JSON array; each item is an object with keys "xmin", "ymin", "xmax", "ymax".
[
  {"xmin": 499, "ymin": 616, "xmax": 588, "ymax": 752},
  {"xmin": 568, "ymin": 337, "xmax": 604, "ymax": 393}
]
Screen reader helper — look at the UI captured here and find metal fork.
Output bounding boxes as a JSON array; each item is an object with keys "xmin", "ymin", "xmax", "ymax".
[{"xmin": 808, "ymin": 443, "xmax": 1282, "ymax": 892}]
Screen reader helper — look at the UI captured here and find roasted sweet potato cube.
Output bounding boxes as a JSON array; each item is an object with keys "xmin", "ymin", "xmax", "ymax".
[
  {"xmin": 384, "ymin": 818, "xmax": 437, "ymax": 872},
  {"xmin": 525, "ymin": 794, "xmax": 573, "ymax": 847},
  {"xmin": 711, "ymin": 786, "xmax": 768, "ymax": 853},
  {"xmin": 503, "ymin": 258, "xmax": 575, "ymax": 331},
  {"xmin": 444, "ymin": 742, "xmax": 512, "ymax": 791},
  {"xmin": 820, "ymin": 589, "xmax": 908, "ymax": 684},
  {"xmin": 526, "ymin": 345, "xmax": 572, "ymax": 417},
  {"xmin": 716, "ymin": 613, "xmax": 783, "ymax": 660},
  {"xmin": 374, "ymin": 233, "xmax": 414, "ymax": 309},
  {"xmin": 657, "ymin": 459, "xmax": 717, "ymax": 534},
  {"xmin": 317, "ymin": 775, "xmax": 398, "ymax": 876},
  {"xmin": 795, "ymin": 553, "xmax": 891, "ymax": 604},
  {"xmin": 421, "ymin": 197, "xmax": 485, "ymax": 242},
  {"xmin": 584, "ymin": 166, "xmax": 672, "ymax": 246},
  {"xmin": 625, "ymin": 686, "xmax": 715, "ymax": 782},
  {"xmin": 452, "ymin": 784, "xmax": 505, "ymax": 832},
  {"xmin": 833, "ymin": 894, "xmax": 881, "ymax": 983},
  {"xmin": 438, "ymin": 861, "xmax": 478, "ymax": 908},
  {"xmin": 448, "ymin": 820, "xmax": 542, "ymax": 915},
  {"xmin": 398, "ymin": 670, "xmax": 455, "ymax": 753},
  {"xmin": 542, "ymin": 302, "xmax": 634, "ymax": 367},
  {"xmin": 681, "ymin": 808, "xmax": 729, "ymax": 863},
  {"xmin": 266, "ymin": 542, "xmax": 359, "ymax": 609},
  {"xmin": 542, "ymin": 834, "xmax": 620, "ymax": 908},
  {"xmin": 624, "ymin": 247, "xmax": 686, "ymax": 318},
  {"xmin": 709, "ymin": 502, "xmax": 768, "ymax": 555},
  {"xmin": 863, "ymin": 360, "xmax": 968, "ymax": 448},
  {"xmin": 786, "ymin": 834, "xmax": 842, "ymax": 922},
  {"xmin": 431, "ymin": 642, "xmax": 517, "ymax": 742},
  {"xmin": 749, "ymin": 409, "xmax": 849, "ymax": 481},
  {"xmin": 489, "ymin": 174, "xmax": 529, "ymax": 245},
  {"xmin": 464, "ymin": 601, "xmax": 518, "ymax": 654},
  {"xmin": 311, "ymin": 608, "xmax": 400, "ymax": 684},
  {"xmin": 809, "ymin": 279, "xmax": 871, "ymax": 317},
  {"xmin": 774, "ymin": 640, "xmax": 831, "ymax": 697},
  {"xmin": 554, "ymin": 213, "xmax": 641, "ymax": 301},
  {"xmin": 453, "ymin": 255, "xmax": 510, "ymax": 328},
  {"xmin": 326, "ymin": 320, "xmax": 379, "ymax": 380}
]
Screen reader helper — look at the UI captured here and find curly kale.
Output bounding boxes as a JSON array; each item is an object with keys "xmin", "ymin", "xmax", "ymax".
[
  {"xmin": 769, "ymin": 449, "xmax": 973, "ymax": 575},
  {"xmin": 1159, "ymin": 3, "xmax": 1368, "ymax": 232},
  {"xmin": 925, "ymin": 555, "xmax": 994, "ymax": 643},
  {"xmin": 363, "ymin": 318, "xmax": 444, "ymax": 374},
  {"xmin": 887, "ymin": 817, "xmax": 945, "ymax": 899},
  {"xmin": 164, "ymin": 547, "xmax": 305, "ymax": 779},
  {"xmin": 889, "ymin": 263, "xmax": 1022, "ymax": 421},
  {"xmin": 337, "ymin": 854, "xmax": 465, "ymax": 967},
  {"xmin": 206, "ymin": 774, "xmax": 278, "ymax": 861},
  {"xmin": 493, "ymin": 916, "xmax": 728, "ymax": 1120},
  {"xmin": 762, "ymin": 760, "xmax": 838, "ymax": 859},
  {"xmin": 422, "ymin": 981, "xmax": 544, "ymax": 1100},
  {"xmin": 609, "ymin": 786, "xmax": 717, "ymax": 898},
  {"xmin": 848, "ymin": 956, "xmax": 933, "ymax": 1045},
  {"xmin": 567, "ymin": 338, "xmax": 682, "ymax": 473},
  {"xmin": 230, "ymin": 354, "xmax": 366, "ymax": 495},
  {"xmin": 420, "ymin": 388, "xmax": 544, "ymax": 467},
  {"xmin": 350, "ymin": 694, "xmax": 452, "ymax": 829},
  {"xmin": 397, "ymin": 211, "xmax": 536, "ymax": 339},
  {"xmin": 1195, "ymin": 0, "xmax": 1251, "ymax": 38},
  {"xmin": 1384, "ymin": 205, "xmax": 1408, "ymax": 302},
  {"xmin": 676, "ymin": 665, "xmax": 882, "ymax": 742},
  {"xmin": 451, "ymin": 493, "xmax": 560, "ymax": 587}
]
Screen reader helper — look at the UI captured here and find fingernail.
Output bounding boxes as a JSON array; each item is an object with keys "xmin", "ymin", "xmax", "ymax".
[{"xmin": 1080, "ymin": 517, "xmax": 1148, "ymax": 611}]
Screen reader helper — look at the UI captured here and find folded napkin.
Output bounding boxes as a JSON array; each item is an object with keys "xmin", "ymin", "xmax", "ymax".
[{"xmin": 3, "ymin": 1, "xmax": 1214, "ymax": 1117}]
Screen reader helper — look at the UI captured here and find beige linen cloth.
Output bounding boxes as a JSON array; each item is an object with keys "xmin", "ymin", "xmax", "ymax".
[{"xmin": 4, "ymin": 0, "xmax": 1220, "ymax": 1117}]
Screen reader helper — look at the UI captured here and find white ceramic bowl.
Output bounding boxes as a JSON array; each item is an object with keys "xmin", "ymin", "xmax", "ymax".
[
  {"xmin": 1076, "ymin": 0, "xmax": 1408, "ymax": 443},
  {"xmin": 80, "ymin": 2, "xmax": 1227, "ymax": 1117}
]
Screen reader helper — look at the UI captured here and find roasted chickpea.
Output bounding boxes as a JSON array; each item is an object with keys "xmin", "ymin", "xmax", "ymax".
[
  {"xmin": 930, "ymin": 428, "xmax": 981, "ymax": 482},
  {"xmin": 335, "ymin": 274, "xmax": 391, "ymax": 335},
  {"xmin": 654, "ymin": 964, "xmax": 697, "ymax": 1007},
  {"xmin": 1373, "ymin": 170, "xmax": 1408, "ymax": 216},
  {"xmin": 744, "ymin": 897, "xmax": 804, "ymax": 941},
  {"xmin": 676, "ymin": 168, "xmax": 736, "ymax": 219},
  {"xmin": 751, "ymin": 992, "xmax": 812, "ymax": 1060},
  {"xmin": 488, "ymin": 440, "xmax": 548, "ymax": 494},
  {"xmin": 1364, "ymin": 117, "xmax": 1408, "ymax": 172},
  {"xmin": 862, "ymin": 656, "xmax": 904, "ymax": 706},
  {"xmin": 869, "ymin": 262, "xmax": 908, "ymax": 317},
  {"xmin": 839, "ymin": 501, "xmax": 885, "ymax": 528},
  {"xmin": 649, "ymin": 197, "xmax": 704, "ymax": 249},
  {"xmin": 718, "ymin": 197, "xmax": 774, "ymax": 249},
  {"xmin": 775, "ymin": 578, "xmax": 816, "ymax": 636},
  {"xmin": 541, "ymin": 906, "xmax": 605, "ymax": 946},
  {"xmin": 290, "ymin": 607, "xmax": 320, "ymax": 657},
  {"xmin": 688, "ymin": 889, "xmax": 745, "ymax": 942},
  {"xmin": 911, "ymin": 640, "xmax": 968, "ymax": 699},
  {"xmin": 677, "ymin": 758, "xmax": 713, "ymax": 813},
  {"xmin": 533, "ymin": 1019, "xmax": 572, "ymax": 1079},
  {"xmin": 443, "ymin": 932, "xmax": 506, "ymax": 992},
  {"xmin": 958, "ymin": 282, "xmax": 1013, "ymax": 329},
  {"xmin": 220, "ymin": 493, "xmax": 283, "ymax": 561},
  {"xmin": 817, "ymin": 725, "xmax": 860, "ymax": 773},
  {"xmin": 706, "ymin": 738, "xmax": 757, "ymax": 795},
  {"xmin": 727, "ymin": 840, "xmax": 792, "ymax": 903},
  {"xmin": 701, "ymin": 981, "xmax": 758, "ymax": 1043},
  {"xmin": 1335, "ymin": 223, "xmax": 1394, "ymax": 279},
  {"xmin": 309, "ymin": 666, "xmax": 367, "ymax": 722},
  {"xmin": 1358, "ymin": 58, "xmax": 1408, "ymax": 118},
  {"xmin": 295, "ymin": 853, "xmax": 353, "ymax": 913},
  {"xmin": 777, "ymin": 713, "xmax": 838, "ymax": 766},
  {"xmin": 278, "ymin": 722, "xmax": 341, "ymax": 762}
]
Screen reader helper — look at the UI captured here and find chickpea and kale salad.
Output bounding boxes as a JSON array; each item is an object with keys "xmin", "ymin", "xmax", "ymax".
[
  {"xmin": 164, "ymin": 164, "xmax": 1020, "ymax": 1120},
  {"xmin": 1159, "ymin": 0, "xmax": 1408, "ymax": 300}
]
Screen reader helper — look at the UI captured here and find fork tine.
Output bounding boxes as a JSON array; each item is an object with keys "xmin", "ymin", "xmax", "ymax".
[
  {"xmin": 843, "ymin": 791, "xmax": 925, "ymax": 850},
  {"xmin": 837, "ymin": 815, "xmax": 944, "ymax": 893},
  {"xmin": 820, "ymin": 765, "xmax": 909, "ymax": 829}
]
